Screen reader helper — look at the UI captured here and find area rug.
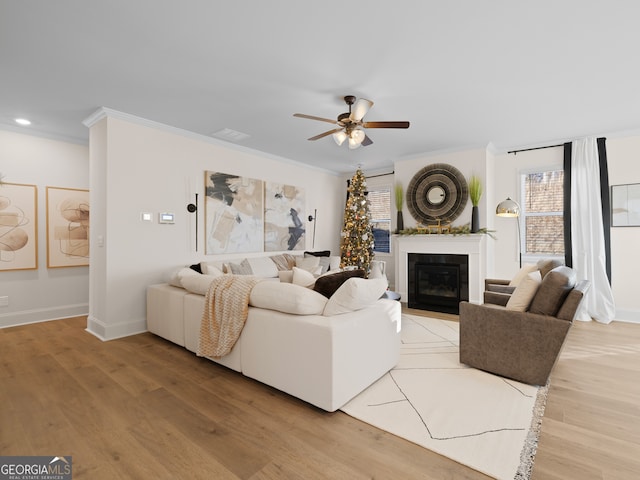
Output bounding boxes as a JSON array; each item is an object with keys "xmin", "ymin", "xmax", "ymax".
[{"xmin": 340, "ymin": 314, "xmax": 548, "ymax": 480}]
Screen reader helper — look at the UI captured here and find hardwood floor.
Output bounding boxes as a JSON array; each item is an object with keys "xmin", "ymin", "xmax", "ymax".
[{"xmin": 1, "ymin": 313, "xmax": 639, "ymax": 479}]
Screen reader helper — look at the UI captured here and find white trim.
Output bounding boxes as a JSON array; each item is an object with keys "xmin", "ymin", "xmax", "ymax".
[
  {"xmin": 86, "ymin": 314, "xmax": 147, "ymax": 341},
  {"xmin": 0, "ymin": 303, "xmax": 89, "ymax": 328}
]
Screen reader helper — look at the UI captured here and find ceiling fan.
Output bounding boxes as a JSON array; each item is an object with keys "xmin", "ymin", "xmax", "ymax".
[{"xmin": 293, "ymin": 95, "xmax": 410, "ymax": 149}]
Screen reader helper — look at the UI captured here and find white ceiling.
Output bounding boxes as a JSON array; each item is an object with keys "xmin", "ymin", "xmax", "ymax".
[{"xmin": 3, "ymin": 1, "xmax": 640, "ymax": 174}]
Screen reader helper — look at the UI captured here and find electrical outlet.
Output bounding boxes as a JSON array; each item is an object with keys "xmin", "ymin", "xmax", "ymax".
[{"xmin": 0, "ymin": 296, "xmax": 8, "ymax": 307}]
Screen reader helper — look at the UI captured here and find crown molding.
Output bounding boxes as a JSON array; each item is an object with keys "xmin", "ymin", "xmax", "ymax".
[{"xmin": 82, "ymin": 107, "xmax": 341, "ymax": 177}]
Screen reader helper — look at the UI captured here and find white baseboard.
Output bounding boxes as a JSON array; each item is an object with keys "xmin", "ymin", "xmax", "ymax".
[
  {"xmin": 86, "ymin": 315, "xmax": 147, "ymax": 341},
  {"xmin": 0, "ymin": 304, "xmax": 89, "ymax": 329},
  {"xmin": 614, "ymin": 309, "xmax": 640, "ymax": 324}
]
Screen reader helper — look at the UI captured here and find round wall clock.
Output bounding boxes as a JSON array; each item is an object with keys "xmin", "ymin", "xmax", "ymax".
[{"xmin": 406, "ymin": 163, "xmax": 469, "ymax": 224}]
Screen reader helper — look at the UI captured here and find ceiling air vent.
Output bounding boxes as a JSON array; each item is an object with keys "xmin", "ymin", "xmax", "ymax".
[{"xmin": 211, "ymin": 128, "xmax": 250, "ymax": 143}]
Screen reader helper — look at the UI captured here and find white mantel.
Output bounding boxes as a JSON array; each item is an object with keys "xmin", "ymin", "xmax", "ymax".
[{"xmin": 394, "ymin": 234, "xmax": 487, "ymax": 306}]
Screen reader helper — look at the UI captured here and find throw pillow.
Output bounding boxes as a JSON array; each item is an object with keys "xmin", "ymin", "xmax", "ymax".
[
  {"xmin": 292, "ymin": 266, "xmax": 316, "ymax": 288},
  {"xmin": 528, "ymin": 266, "xmax": 577, "ymax": 316},
  {"xmin": 323, "ymin": 278, "xmax": 388, "ymax": 316},
  {"xmin": 278, "ymin": 270, "xmax": 294, "ymax": 283},
  {"xmin": 509, "ymin": 263, "xmax": 538, "ymax": 287},
  {"xmin": 537, "ymin": 258, "xmax": 564, "ymax": 279},
  {"xmin": 312, "ymin": 269, "xmax": 365, "ymax": 298},
  {"xmin": 295, "ymin": 255, "xmax": 320, "ymax": 272},
  {"xmin": 247, "ymin": 256, "xmax": 278, "ymax": 278},
  {"xmin": 506, "ymin": 271, "xmax": 542, "ymax": 311},
  {"xmin": 270, "ymin": 253, "xmax": 297, "ymax": 271},
  {"xmin": 328, "ymin": 256, "xmax": 341, "ymax": 271},
  {"xmin": 229, "ymin": 258, "xmax": 253, "ymax": 275},
  {"xmin": 249, "ymin": 281, "xmax": 328, "ymax": 315},
  {"xmin": 304, "ymin": 250, "xmax": 331, "ymax": 257},
  {"xmin": 167, "ymin": 266, "xmax": 198, "ymax": 287},
  {"xmin": 189, "ymin": 263, "xmax": 203, "ymax": 273}
]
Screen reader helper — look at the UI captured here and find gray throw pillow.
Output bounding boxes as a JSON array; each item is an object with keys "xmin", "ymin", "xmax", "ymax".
[
  {"xmin": 528, "ymin": 266, "xmax": 576, "ymax": 316},
  {"xmin": 229, "ymin": 258, "xmax": 253, "ymax": 275}
]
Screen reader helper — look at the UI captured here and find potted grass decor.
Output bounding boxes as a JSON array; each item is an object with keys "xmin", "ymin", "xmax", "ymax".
[
  {"xmin": 395, "ymin": 182, "xmax": 404, "ymax": 233},
  {"xmin": 469, "ymin": 174, "xmax": 483, "ymax": 233}
]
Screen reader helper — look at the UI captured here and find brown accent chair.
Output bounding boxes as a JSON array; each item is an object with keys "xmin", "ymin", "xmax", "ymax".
[{"xmin": 459, "ymin": 265, "xmax": 590, "ymax": 386}]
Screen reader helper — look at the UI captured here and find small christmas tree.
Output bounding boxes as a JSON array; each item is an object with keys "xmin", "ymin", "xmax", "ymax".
[{"xmin": 340, "ymin": 168, "xmax": 374, "ymax": 275}]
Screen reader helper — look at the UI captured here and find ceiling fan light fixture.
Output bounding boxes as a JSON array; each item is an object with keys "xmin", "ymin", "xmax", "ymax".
[
  {"xmin": 348, "ymin": 136, "xmax": 362, "ymax": 149},
  {"xmin": 333, "ymin": 131, "xmax": 347, "ymax": 146},
  {"xmin": 350, "ymin": 98, "xmax": 373, "ymax": 122},
  {"xmin": 350, "ymin": 128, "xmax": 365, "ymax": 144}
]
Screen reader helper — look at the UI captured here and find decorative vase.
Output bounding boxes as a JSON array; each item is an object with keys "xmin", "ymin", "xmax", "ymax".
[
  {"xmin": 471, "ymin": 205, "xmax": 479, "ymax": 233},
  {"xmin": 396, "ymin": 210, "xmax": 404, "ymax": 233}
]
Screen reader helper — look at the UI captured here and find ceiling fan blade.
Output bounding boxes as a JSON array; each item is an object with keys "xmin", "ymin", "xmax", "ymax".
[
  {"xmin": 349, "ymin": 98, "xmax": 374, "ymax": 122},
  {"xmin": 293, "ymin": 113, "xmax": 338, "ymax": 125},
  {"xmin": 308, "ymin": 128, "xmax": 343, "ymax": 141},
  {"xmin": 362, "ymin": 121, "xmax": 410, "ymax": 129},
  {"xmin": 362, "ymin": 134, "xmax": 373, "ymax": 146}
]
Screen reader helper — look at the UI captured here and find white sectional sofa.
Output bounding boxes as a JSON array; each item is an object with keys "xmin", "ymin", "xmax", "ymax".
[{"xmin": 146, "ymin": 256, "xmax": 401, "ymax": 412}]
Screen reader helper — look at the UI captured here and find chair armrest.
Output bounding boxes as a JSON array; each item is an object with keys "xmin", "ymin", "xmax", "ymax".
[
  {"xmin": 484, "ymin": 278, "xmax": 511, "ymax": 290},
  {"xmin": 483, "ymin": 291, "xmax": 511, "ymax": 307}
]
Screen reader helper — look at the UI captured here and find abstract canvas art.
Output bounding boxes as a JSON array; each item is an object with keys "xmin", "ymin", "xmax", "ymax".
[
  {"xmin": 205, "ymin": 171, "xmax": 264, "ymax": 254},
  {"xmin": 46, "ymin": 187, "xmax": 90, "ymax": 268},
  {"xmin": 0, "ymin": 182, "xmax": 38, "ymax": 271},
  {"xmin": 264, "ymin": 182, "xmax": 305, "ymax": 251}
]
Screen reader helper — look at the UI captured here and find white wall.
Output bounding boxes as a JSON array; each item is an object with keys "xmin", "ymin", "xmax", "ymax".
[
  {"xmin": 607, "ymin": 135, "xmax": 640, "ymax": 321},
  {"xmin": 0, "ymin": 130, "xmax": 90, "ymax": 327},
  {"xmin": 85, "ymin": 111, "xmax": 344, "ymax": 339}
]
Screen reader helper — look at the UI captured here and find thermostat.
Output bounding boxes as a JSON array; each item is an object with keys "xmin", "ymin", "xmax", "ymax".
[{"xmin": 158, "ymin": 212, "xmax": 175, "ymax": 224}]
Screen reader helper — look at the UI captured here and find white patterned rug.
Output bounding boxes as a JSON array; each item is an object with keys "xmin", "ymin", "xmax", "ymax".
[{"xmin": 340, "ymin": 314, "xmax": 548, "ymax": 480}]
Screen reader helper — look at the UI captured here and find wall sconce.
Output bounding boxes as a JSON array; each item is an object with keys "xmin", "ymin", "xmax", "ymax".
[
  {"xmin": 308, "ymin": 208, "xmax": 317, "ymax": 248},
  {"xmin": 187, "ymin": 193, "xmax": 198, "ymax": 251}
]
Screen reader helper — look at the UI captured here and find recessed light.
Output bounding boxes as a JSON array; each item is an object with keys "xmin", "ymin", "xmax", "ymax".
[{"xmin": 15, "ymin": 118, "xmax": 31, "ymax": 126}]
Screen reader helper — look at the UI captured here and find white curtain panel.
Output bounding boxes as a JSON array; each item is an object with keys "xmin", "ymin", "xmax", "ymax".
[{"xmin": 571, "ymin": 138, "xmax": 616, "ymax": 323}]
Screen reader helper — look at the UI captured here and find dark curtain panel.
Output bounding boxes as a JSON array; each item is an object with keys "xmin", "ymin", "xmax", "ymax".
[
  {"xmin": 597, "ymin": 138, "xmax": 612, "ymax": 282},
  {"xmin": 563, "ymin": 138, "xmax": 612, "ymax": 283},
  {"xmin": 563, "ymin": 142, "xmax": 573, "ymax": 267}
]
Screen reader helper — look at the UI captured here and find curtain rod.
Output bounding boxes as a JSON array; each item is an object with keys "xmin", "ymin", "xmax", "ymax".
[
  {"xmin": 508, "ymin": 144, "xmax": 564, "ymax": 155},
  {"xmin": 365, "ymin": 171, "xmax": 394, "ymax": 179}
]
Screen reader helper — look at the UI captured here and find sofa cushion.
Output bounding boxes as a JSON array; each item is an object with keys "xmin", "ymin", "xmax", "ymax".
[
  {"xmin": 249, "ymin": 281, "xmax": 327, "ymax": 315},
  {"xmin": 506, "ymin": 271, "xmax": 542, "ymax": 311},
  {"xmin": 278, "ymin": 270, "xmax": 294, "ymax": 283},
  {"xmin": 313, "ymin": 269, "xmax": 365, "ymax": 298},
  {"xmin": 323, "ymin": 278, "xmax": 388, "ymax": 316},
  {"xmin": 181, "ymin": 273, "xmax": 221, "ymax": 295},
  {"xmin": 247, "ymin": 256, "xmax": 278, "ymax": 278},
  {"xmin": 528, "ymin": 266, "xmax": 577, "ymax": 316}
]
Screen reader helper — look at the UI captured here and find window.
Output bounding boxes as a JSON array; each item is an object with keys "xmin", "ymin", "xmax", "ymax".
[
  {"xmin": 368, "ymin": 187, "xmax": 391, "ymax": 254},
  {"xmin": 520, "ymin": 169, "xmax": 564, "ymax": 258}
]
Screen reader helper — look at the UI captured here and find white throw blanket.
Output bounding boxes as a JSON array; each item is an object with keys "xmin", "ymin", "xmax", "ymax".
[{"xmin": 197, "ymin": 275, "xmax": 262, "ymax": 358}]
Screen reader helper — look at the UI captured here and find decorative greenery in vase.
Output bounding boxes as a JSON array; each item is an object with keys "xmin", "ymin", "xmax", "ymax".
[
  {"xmin": 395, "ymin": 182, "xmax": 404, "ymax": 233},
  {"xmin": 468, "ymin": 174, "xmax": 483, "ymax": 233}
]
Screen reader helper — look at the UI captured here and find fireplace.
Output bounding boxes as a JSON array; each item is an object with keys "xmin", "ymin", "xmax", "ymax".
[{"xmin": 408, "ymin": 253, "xmax": 469, "ymax": 314}]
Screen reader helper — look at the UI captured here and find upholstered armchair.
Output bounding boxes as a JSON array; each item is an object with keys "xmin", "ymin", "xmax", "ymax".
[{"xmin": 459, "ymin": 265, "xmax": 590, "ymax": 386}]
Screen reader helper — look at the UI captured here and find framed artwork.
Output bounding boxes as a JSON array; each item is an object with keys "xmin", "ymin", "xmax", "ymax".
[
  {"xmin": 264, "ymin": 182, "xmax": 305, "ymax": 251},
  {"xmin": 0, "ymin": 183, "xmax": 38, "ymax": 271},
  {"xmin": 46, "ymin": 186, "xmax": 90, "ymax": 268},
  {"xmin": 611, "ymin": 183, "xmax": 640, "ymax": 227},
  {"xmin": 204, "ymin": 171, "xmax": 264, "ymax": 254}
]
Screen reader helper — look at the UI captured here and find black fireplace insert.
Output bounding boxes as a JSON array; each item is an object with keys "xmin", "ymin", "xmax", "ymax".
[{"xmin": 408, "ymin": 253, "xmax": 469, "ymax": 314}]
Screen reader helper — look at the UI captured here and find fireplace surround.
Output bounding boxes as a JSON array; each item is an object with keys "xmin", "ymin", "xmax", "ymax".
[{"xmin": 394, "ymin": 234, "xmax": 487, "ymax": 311}]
